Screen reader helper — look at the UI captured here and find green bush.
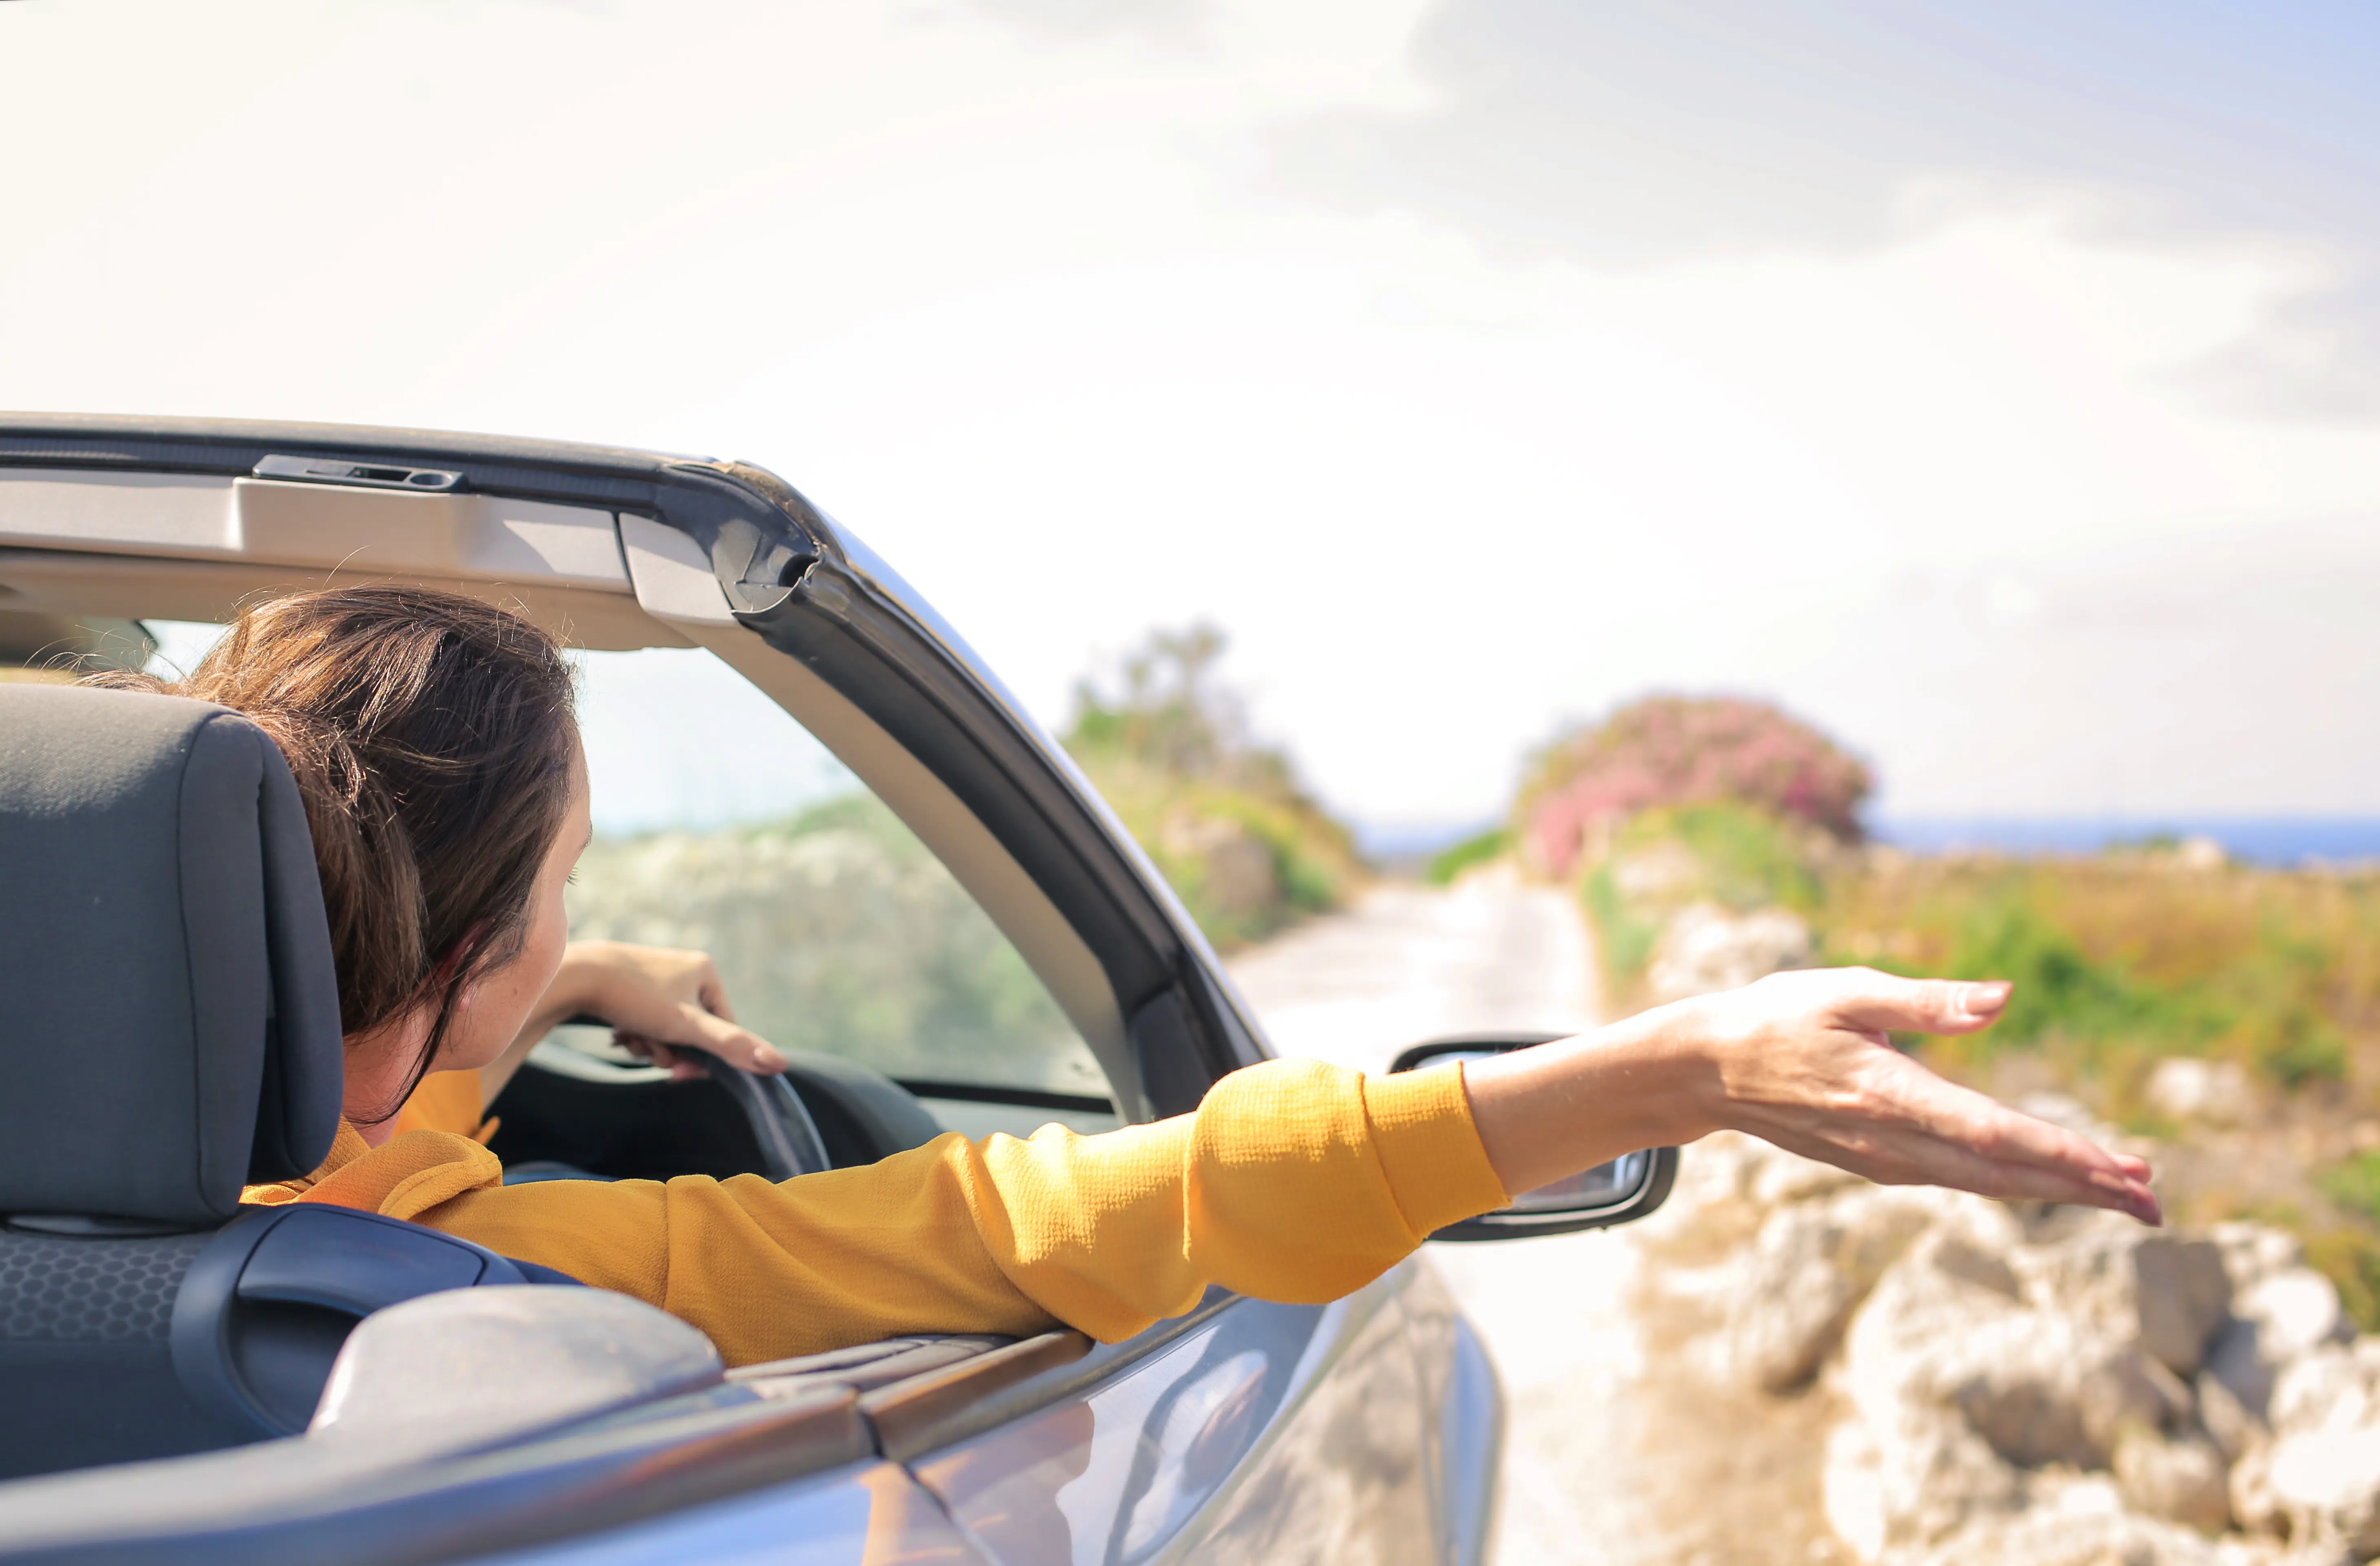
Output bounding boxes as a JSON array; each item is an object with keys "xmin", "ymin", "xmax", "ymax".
[
  {"xmin": 1619, "ymin": 803, "xmax": 1820, "ymax": 913},
  {"xmin": 1062, "ymin": 624, "xmax": 1357, "ymax": 951},
  {"xmin": 1425, "ymin": 827, "xmax": 1513, "ymax": 886},
  {"xmin": 1583, "ymin": 858, "xmax": 1663, "ymax": 987},
  {"xmin": 2307, "ymin": 1228, "xmax": 2380, "ymax": 1335},
  {"xmin": 2322, "ymin": 1152, "xmax": 2380, "ymax": 1224},
  {"xmin": 1916, "ymin": 886, "xmax": 2185, "ymax": 1055}
]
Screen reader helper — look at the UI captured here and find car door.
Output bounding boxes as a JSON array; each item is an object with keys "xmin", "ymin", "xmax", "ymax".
[{"xmin": 903, "ymin": 1274, "xmax": 1438, "ymax": 1566}]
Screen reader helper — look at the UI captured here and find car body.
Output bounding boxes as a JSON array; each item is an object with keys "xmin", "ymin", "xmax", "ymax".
[{"xmin": 0, "ymin": 416, "xmax": 1671, "ymax": 1565}]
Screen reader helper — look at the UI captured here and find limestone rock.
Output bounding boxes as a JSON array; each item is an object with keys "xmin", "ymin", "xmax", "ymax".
[
  {"xmin": 1727, "ymin": 1184, "xmax": 1940, "ymax": 1390},
  {"xmin": 1894, "ymin": 1502, "xmax": 2230, "ymax": 1566},
  {"xmin": 2203, "ymin": 1269, "xmax": 2352, "ymax": 1434},
  {"xmin": 1646, "ymin": 902, "xmax": 1812, "ymax": 1002},
  {"xmin": 1823, "ymin": 1398, "xmax": 2023, "ymax": 1562},
  {"xmin": 1893, "ymin": 1513, "xmax": 2243, "ymax": 1566},
  {"xmin": 2013, "ymin": 1215, "xmax": 2234, "ymax": 1377},
  {"xmin": 2198, "ymin": 1367, "xmax": 2263, "ymax": 1467},
  {"xmin": 1948, "ymin": 1311, "xmax": 2190, "ymax": 1471},
  {"xmin": 1749, "ymin": 1145, "xmax": 1866, "ymax": 1208},
  {"xmin": 2147, "ymin": 1057, "xmax": 2255, "ymax": 1127},
  {"xmin": 2210, "ymin": 1224, "xmax": 2307, "ymax": 1297},
  {"xmin": 2116, "ymin": 1425, "xmax": 2235, "ymax": 1534},
  {"xmin": 2261, "ymin": 1340, "xmax": 2380, "ymax": 1557},
  {"xmin": 1828, "ymin": 1222, "xmax": 2041, "ymax": 1557}
]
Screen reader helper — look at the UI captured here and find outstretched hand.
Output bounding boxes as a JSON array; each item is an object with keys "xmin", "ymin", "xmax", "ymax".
[
  {"xmin": 1462, "ymin": 967, "xmax": 2160, "ymax": 1226},
  {"xmin": 1691, "ymin": 969, "xmax": 2159, "ymax": 1223}
]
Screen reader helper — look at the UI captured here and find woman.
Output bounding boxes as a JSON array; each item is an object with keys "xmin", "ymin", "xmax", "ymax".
[{"xmin": 106, "ymin": 586, "xmax": 2157, "ymax": 1369}]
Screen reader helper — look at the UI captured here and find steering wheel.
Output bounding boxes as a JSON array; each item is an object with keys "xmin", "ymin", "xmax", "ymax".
[
  {"xmin": 496, "ymin": 1017, "xmax": 943, "ymax": 1184},
  {"xmin": 697, "ymin": 1053, "xmax": 831, "ymax": 1179}
]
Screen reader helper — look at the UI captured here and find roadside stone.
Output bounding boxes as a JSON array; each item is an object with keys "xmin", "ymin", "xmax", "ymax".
[
  {"xmin": 2198, "ymin": 1369, "xmax": 2263, "ymax": 1467},
  {"xmin": 2116, "ymin": 1425, "xmax": 2235, "ymax": 1534},
  {"xmin": 2203, "ymin": 1269, "xmax": 2352, "ymax": 1432},
  {"xmin": 1749, "ymin": 1145, "xmax": 1866, "ymax": 1208},
  {"xmin": 2012, "ymin": 1215, "xmax": 2234, "ymax": 1377},
  {"xmin": 1894, "ymin": 1500, "xmax": 2232, "ymax": 1566},
  {"xmin": 2262, "ymin": 1340, "xmax": 2380, "ymax": 1557},
  {"xmin": 2211, "ymin": 1225, "xmax": 2309, "ymax": 1297},
  {"xmin": 2147, "ymin": 1057, "xmax": 2255, "ymax": 1128},
  {"xmin": 1949, "ymin": 1311, "xmax": 2189, "ymax": 1471},
  {"xmin": 1828, "ymin": 1222, "xmax": 2041, "ymax": 1557},
  {"xmin": 1727, "ymin": 1185, "xmax": 1941, "ymax": 1390},
  {"xmin": 1822, "ymin": 1399, "xmax": 2023, "ymax": 1562}
]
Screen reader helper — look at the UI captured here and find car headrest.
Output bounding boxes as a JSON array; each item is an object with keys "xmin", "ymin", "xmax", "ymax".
[{"xmin": 0, "ymin": 683, "xmax": 343, "ymax": 1226}]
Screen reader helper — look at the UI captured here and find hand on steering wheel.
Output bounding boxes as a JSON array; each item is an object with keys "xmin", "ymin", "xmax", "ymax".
[{"xmin": 565, "ymin": 940, "xmax": 790, "ymax": 1080}]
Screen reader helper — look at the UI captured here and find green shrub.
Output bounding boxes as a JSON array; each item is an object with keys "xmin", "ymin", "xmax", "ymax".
[
  {"xmin": 1583, "ymin": 858, "xmax": 1663, "ymax": 990},
  {"xmin": 1062, "ymin": 624, "xmax": 1358, "ymax": 950},
  {"xmin": 2322, "ymin": 1153, "xmax": 2380, "ymax": 1224},
  {"xmin": 1919, "ymin": 886, "xmax": 2179, "ymax": 1054},
  {"xmin": 1620, "ymin": 803, "xmax": 1821, "ymax": 914},
  {"xmin": 1574, "ymin": 803, "xmax": 1820, "ymax": 1001},
  {"xmin": 2307, "ymin": 1228, "xmax": 2380, "ymax": 1335},
  {"xmin": 1425, "ymin": 827, "xmax": 1513, "ymax": 886}
]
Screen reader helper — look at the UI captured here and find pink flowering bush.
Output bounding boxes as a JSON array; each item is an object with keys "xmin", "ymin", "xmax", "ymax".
[{"xmin": 1520, "ymin": 696, "xmax": 1871, "ymax": 879}]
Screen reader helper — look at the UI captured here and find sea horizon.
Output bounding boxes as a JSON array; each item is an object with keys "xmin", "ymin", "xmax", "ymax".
[
  {"xmin": 1353, "ymin": 815, "xmax": 2380, "ymax": 870},
  {"xmin": 1872, "ymin": 816, "xmax": 2380, "ymax": 868}
]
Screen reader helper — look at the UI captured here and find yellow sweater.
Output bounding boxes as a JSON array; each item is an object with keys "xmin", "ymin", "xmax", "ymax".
[{"xmin": 241, "ymin": 1058, "xmax": 1508, "ymax": 1368}]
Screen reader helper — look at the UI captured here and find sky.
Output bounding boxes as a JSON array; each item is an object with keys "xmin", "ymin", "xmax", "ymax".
[{"xmin": 7, "ymin": 0, "xmax": 2380, "ymax": 833}]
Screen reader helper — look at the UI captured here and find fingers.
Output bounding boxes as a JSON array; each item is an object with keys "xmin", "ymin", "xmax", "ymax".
[
  {"xmin": 1737, "ymin": 1033, "xmax": 2162, "ymax": 1225},
  {"xmin": 614, "ymin": 1032, "xmax": 702, "ymax": 1081},
  {"xmin": 618, "ymin": 1012, "xmax": 789, "ymax": 1077},
  {"xmin": 1825, "ymin": 969, "xmax": 2013, "ymax": 1037},
  {"xmin": 670, "ymin": 1004, "xmax": 790, "ymax": 1074},
  {"xmin": 1877, "ymin": 1075, "xmax": 2162, "ymax": 1223}
]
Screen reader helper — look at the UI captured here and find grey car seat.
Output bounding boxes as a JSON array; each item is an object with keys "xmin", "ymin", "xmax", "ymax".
[{"xmin": 0, "ymin": 683, "xmax": 569, "ymax": 1482}]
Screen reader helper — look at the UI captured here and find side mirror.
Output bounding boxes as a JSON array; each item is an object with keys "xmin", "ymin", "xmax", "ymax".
[{"xmin": 1389, "ymin": 1032, "xmax": 1680, "ymax": 1241}]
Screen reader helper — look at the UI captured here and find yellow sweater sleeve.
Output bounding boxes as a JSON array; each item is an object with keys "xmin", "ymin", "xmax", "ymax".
[{"xmin": 288, "ymin": 1058, "xmax": 1509, "ymax": 1368}]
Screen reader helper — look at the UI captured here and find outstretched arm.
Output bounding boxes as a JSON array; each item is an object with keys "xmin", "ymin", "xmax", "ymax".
[
  {"xmin": 1464, "ymin": 967, "xmax": 2160, "ymax": 1224},
  {"xmin": 403, "ymin": 966, "xmax": 2153, "ymax": 1366}
]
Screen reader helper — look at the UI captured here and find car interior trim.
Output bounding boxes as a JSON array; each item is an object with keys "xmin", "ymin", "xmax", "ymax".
[
  {"xmin": 0, "ymin": 546, "xmax": 690, "ymax": 653},
  {"xmin": 870, "ymin": 1287, "xmax": 1250, "ymax": 1466},
  {"xmin": 860, "ymin": 1330, "xmax": 1093, "ymax": 1462}
]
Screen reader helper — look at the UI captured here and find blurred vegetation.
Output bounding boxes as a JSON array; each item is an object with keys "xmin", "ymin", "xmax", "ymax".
[
  {"xmin": 1521, "ymin": 695, "xmax": 1872, "ymax": 880},
  {"xmin": 1582, "ymin": 804, "xmax": 1826, "ymax": 1004},
  {"xmin": 1821, "ymin": 852, "xmax": 2367, "ymax": 1093},
  {"xmin": 1513, "ymin": 694, "xmax": 2380, "ymax": 1328},
  {"xmin": 1424, "ymin": 826, "xmax": 1513, "ymax": 886},
  {"xmin": 1062, "ymin": 624, "xmax": 1358, "ymax": 950},
  {"xmin": 566, "ymin": 793, "xmax": 1102, "ymax": 1093}
]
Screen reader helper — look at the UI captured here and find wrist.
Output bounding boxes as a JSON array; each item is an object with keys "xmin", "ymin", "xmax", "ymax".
[{"xmin": 1606, "ymin": 996, "xmax": 1735, "ymax": 1146}]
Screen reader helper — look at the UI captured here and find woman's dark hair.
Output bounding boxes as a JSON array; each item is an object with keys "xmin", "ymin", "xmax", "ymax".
[{"xmin": 90, "ymin": 586, "xmax": 579, "ymax": 1115}]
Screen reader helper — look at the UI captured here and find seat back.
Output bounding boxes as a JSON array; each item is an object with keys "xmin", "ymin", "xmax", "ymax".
[
  {"xmin": 0, "ymin": 683, "xmax": 341, "ymax": 1221},
  {"xmin": 0, "ymin": 684, "xmax": 561, "ymax": 1479}
]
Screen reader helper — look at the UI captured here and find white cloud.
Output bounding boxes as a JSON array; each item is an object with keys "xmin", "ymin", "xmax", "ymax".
[{"xmin": 4, "ymin": 0, "xmax": 2378, "ymax": 825}]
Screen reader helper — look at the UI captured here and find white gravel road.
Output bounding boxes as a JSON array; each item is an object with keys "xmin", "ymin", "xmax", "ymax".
[{"xmin": 1226, "ymin": 871, "xmax": 1667, "ymax": 1566}]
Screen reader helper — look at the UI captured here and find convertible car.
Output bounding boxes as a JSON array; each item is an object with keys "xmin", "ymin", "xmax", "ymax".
[{"xmin": 0, "ymin": 416, "xmax": 1676, "ymax": 1565}]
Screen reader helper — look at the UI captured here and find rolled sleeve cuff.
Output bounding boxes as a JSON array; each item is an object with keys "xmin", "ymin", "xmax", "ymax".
[{"xmin": 1362, "ymin": 1061, "xmax": 1510, "ymax": 1240}]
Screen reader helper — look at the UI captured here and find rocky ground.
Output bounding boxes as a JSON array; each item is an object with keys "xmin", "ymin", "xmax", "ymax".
[{"xmin": 1227, "ymin": 877, "xmax": 2380, "ymax": 1566}]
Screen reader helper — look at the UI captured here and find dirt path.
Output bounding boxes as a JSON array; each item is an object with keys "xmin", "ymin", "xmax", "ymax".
[{"xmin": 1227, "ymin": 873, "xmax": 1846, "ymax": 1566}]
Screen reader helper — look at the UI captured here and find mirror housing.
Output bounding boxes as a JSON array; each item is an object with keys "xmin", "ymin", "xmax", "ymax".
[{"xmin": 1390, "ymin": 1031, "xmax": 1680, "ymax": 1241}]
